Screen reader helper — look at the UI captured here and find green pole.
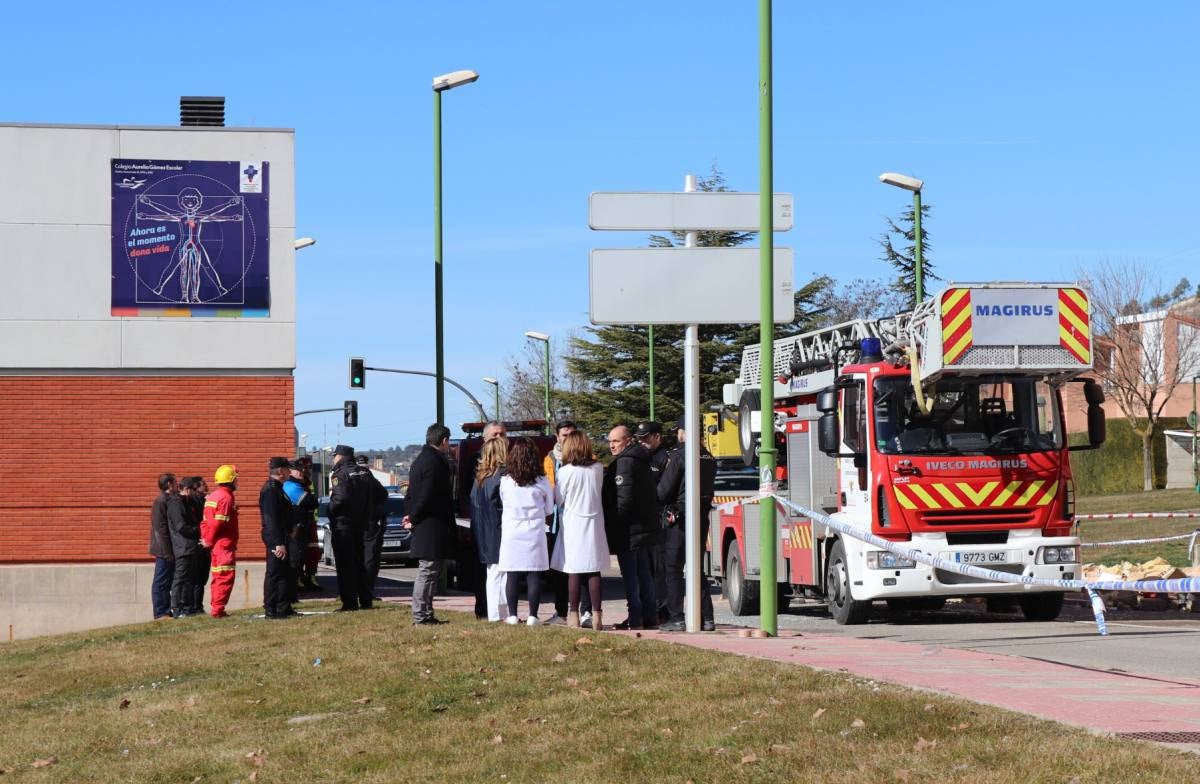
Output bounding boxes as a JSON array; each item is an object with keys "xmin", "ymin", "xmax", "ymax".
[
  {"xmin": 1192, "ymin": 376, "xmax": 1197, "ymax": 493},
  {"xmin": 543, "ymin": 340, "xmax": 552, "ymax": 434},
  {"xmin": 758, "ymin": 0, "xmax": 777, "ymax": 637},
  {"xmin": 913, "ymin": 189, "xmax": 924, "ymax": 303},
  {"xmin": 648, "ymin": 325, "xmax": 656, "ymax": 419},
  {"xmin": 433, "ymin": 89, "xmax": 445, "ymax": 424}
]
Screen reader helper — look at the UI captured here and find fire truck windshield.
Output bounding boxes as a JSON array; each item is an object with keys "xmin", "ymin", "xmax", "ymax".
[{"xmin": 872, "ymin": 376, "xmax": 1063, "ymax": 455}]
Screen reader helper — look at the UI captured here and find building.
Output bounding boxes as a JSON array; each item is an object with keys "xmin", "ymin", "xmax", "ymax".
[{"xmin": 0, "ymin": 105, "xmax": 296, "ymax": 637}]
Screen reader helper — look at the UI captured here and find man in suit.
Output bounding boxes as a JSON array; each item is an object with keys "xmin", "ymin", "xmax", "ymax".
[{"xmin": 405, "ymin": 423, "xmax": 455, "ymax": 625}]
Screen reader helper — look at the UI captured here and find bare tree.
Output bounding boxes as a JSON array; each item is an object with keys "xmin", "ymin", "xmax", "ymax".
[
  {"xmin": 1082, "ymin": 259, "xmax": 1200, "ymax": 490},
  {"xmin": 501, "ymin": 334, "xmax": 578, "ymax": 423}
]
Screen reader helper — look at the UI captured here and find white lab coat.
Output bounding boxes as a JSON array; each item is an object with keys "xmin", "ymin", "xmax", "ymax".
[
  {"xmin": 550, "ymin": 462, "xmax": 610, "ymax": 574},
  {"xmin": 497, "ymin": 475, "xmax": 554, "ymax": 571}
]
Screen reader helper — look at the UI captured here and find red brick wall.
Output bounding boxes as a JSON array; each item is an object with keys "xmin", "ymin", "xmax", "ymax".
[{"xmin": 0, "ymin": 376, "xmax": 294, "ymax": 563}]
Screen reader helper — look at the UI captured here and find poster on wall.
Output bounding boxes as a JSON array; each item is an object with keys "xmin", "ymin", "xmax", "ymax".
[{"xmin": 111, "ymin": 159, "xmax": 270, "ymax": 316}]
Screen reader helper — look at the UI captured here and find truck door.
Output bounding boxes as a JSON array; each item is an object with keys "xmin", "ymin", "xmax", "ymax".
[{"xmin": 837, "ymin": 378, "xmax": 871, "ymax": 522}]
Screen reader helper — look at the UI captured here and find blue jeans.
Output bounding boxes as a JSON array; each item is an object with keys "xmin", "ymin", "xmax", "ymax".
[
  {"xmin": 152, "ymin": 557, "xmax": 175, "ymax": 618},
  {"xmin": 617, "ymin": 547, "xmax": 657, "ymax": 626}
]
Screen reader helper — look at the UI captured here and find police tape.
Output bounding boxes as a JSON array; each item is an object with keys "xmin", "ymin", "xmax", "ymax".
[
  {"xmin": 1075, "ymin": 512, "xmax": 1200, "ymax": 520},
  {"xmin": 769, "ymin": 494, "xmax": 1200, "ymax": 637},
  {"xmin": 1080, "ymin": 533, "xmax": 1194, "ymax": 548}
]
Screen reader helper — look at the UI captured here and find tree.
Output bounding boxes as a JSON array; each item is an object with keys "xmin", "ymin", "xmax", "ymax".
[
  {"xmin": 878, "ymin": 202, "xmax": 936, "ymax": 310},
  {"xmin": 501, "ymin": 335, "xmax": 575, "ymax": 422},
  {"xmin": 1082, "ymin": 260, "xmax": 1200, "ymax": 490}
]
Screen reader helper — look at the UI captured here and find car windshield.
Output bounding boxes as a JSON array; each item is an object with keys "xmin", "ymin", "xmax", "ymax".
[
  {"xmin": 318, "ymin": 500, "xmax": 329, "ymax": 519},
  {"xmin": 714, "ymin": 470, "xmax": 758, "ymax": 492},
  {"xmin": 385, "ymin": 497, "xmax": 405, "ymax": 519},
  {"xmin": 872, "ymin": 376, "xmax": 1062, "ymax": 456}
]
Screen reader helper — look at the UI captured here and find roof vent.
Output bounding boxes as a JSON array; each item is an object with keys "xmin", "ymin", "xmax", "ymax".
[{"xmin": 180, "ymin": 96, "xmax": 225, "ymax": 127}]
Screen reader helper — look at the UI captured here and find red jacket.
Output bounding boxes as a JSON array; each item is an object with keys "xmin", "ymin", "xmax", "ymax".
[{"xmin": 201, "ymin": 486, "xmax": 239, "ymax": 551}]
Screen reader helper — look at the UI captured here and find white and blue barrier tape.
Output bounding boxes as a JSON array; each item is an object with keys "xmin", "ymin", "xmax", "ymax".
[
  {"xmin": 1076, "ymin": 512, "xmax": 1200, "ymax": 520},
  {"xmin": 766, "ymin": 495, "xmax": 1200, "ymax": 637},
  {"xmin": 1080, "ymin": 533, "xmax": 1194, "ymax": 548}
]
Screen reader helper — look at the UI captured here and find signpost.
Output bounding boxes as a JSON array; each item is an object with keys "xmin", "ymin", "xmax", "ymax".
[{"xmin": 589, "ymin": 182, "xmax": 793, "ymax": 632}]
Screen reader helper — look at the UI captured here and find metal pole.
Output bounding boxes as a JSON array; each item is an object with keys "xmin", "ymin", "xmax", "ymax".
[
  {"xmin": 366, "ymin": 366, "xmax": 487, "ymax": 421},
  {"xmin": 1193, "ymin": 376, "xmax": 1198, "ymax": 493},
  {"xmin": 543, "ymin": 340, "xmax": 552, "ymax": 432},
  {"xmin": 433, "ymin": 89, "xmax": 445, "ymax": 424},
  {"xmin": 649, "ymin": 325, "xmax": 656, "ymax": 420},
  {"xmin": 494, "ymin": 382, "xmax": 501, "ymax": 421},
  {"xmin": 757, "ymin": 0, "xmax": 778, "ymax": 637},
  {"xmin": 913, "ymin": 189, "xmax": 924, "ymax": 303},
  {"xmin": 683, "ymin": 174, "xmax": 702, "ymax": 633}
]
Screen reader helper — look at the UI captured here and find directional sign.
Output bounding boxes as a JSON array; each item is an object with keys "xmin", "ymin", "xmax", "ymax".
[
  {"xmin": 589, "ymin": 192, "xmax": 794, "ymax": 232},
  {"xmin": 590, "ymin": 248, "xmax": 794, "ymax": 325}
]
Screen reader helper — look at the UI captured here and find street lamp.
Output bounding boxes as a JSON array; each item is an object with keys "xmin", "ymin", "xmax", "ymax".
[
  {"xmin": 293, "ymin": 237, "xmax": 316, "ymax": 250},
  {"xmin": 879, "ymin": 172, "xmax": 925, "ymax": 302},
  {"xmin": 432, "ymin": 68, "xmax": 479, "ymax": 426},
  {"xmin": 525, "ymin": 331, "xmax": 552, "ymax": 432},
  {"xmin": 1192, "ymin": 375, "xmax": 1198, "ymax": 493},
  {"xmin": 482, "ymin": 376, "xmax": 501, "ymax": 421}
]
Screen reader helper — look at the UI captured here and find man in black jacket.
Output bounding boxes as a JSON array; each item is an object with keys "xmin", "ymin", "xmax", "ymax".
[
  {"xmin": 149, "ymin": 473, "xmax": 177, "ymax": 620},
  {"xmin": 603, "ymin": 425, "xmax": 660, "ymax": 630},
  {"xmin": 358, "ymin": 454, "xmax": 390, "ymax": 599},
  {"xmin": 329, "ymin": 445, "xmax": 374, "ymax": 611},
  {"xmin": 657, "ymin": 417, "xmax": 718, "ymax": 631},
  {"xmin": 636, "ymin": 420, "xmax": 671, "ymax": 623},
  {"xmin": 405, "ymin": 423, "xmax": 454, "ymax": 625},
  {"xmin": 167, "ymin": 477, "xmax": 202, "ymax": 617},
  {"xmin": 259, "ymin": 457, "xmax": 296, "ymax": 619}
]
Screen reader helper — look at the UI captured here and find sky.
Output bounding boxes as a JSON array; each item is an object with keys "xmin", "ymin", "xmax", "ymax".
[{"xmin": 3, "ymin": 2, "xmax": 1199, "ymax": 449}]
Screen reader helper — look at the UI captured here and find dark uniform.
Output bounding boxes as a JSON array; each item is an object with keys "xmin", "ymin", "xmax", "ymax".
[
  {"xmin": 328, "ymin": 445, "xmax": 374, "ymax": 610},
  {"xmin": 656, "ymin": 425, "xmax": 717, "ymax": 630},
  {"xmin": 187, "ymin": 486, "xmax": 210, "ymax": 613},
  {"xmin": 359, "ymin": 458, "xmax": 390, "ymax": 597},
  {"xmin": 643, "ymin": 426, "xmax": 671, "ymax": 623},
  {"xmin": 259, "ymin": 458, "xmax": 296, "ymax": 618},
  {"xmin": 167, "ymin": 489, "xmax": 201, "ymax": 617},
  {"xmin": 603, "ymin": 440, "xmax": 660, "ymax": 629},
  {"xmin": 283, "ymin": 468, "xmax": 319, "ymax": 597}
]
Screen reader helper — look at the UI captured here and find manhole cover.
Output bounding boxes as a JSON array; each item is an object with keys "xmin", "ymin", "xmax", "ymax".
[{"xmin": 1117, "ymin": 731, "xmax": 1200, "ymax": 743}]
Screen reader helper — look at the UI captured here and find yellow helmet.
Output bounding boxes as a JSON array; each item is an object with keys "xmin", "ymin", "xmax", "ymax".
[{"xmin": 214, "ymin": 464, "xmax": 239, "ymax": 484}]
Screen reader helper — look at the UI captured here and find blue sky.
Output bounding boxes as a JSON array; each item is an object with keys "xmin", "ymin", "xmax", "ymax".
[{"xmin": 4, "ymin": 2, "xmax": 1198, "ymax": 448}]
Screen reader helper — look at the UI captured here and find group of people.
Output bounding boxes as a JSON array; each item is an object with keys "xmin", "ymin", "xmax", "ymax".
[
  {"xmin": 147, "ymin": 456, "xmax": 327, "ymax": 620},
  {"xmin": 466, "ymin": 416, "xmax": 718, "ymax": 632}
]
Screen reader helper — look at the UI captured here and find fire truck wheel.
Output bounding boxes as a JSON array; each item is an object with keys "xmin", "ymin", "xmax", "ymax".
[
  {"xmin": 1018, "ymin": 592, "xmax": 1065, "ymax": 621},
  {"xmin": 724, "ymin": 545, "xmax": 760, "ymax": 616},
  {"xmin": 737, "ymin": 389, "xmax": 761, "ymax": 467},
  {"xmin": 825, "ymin": 540, "xmax": 871, "ymax": 625}
]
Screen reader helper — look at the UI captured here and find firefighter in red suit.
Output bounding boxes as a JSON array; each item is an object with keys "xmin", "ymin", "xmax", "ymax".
[{"xmin": 201, "ymin": 464, "xmax": 240, "ymax": 618}]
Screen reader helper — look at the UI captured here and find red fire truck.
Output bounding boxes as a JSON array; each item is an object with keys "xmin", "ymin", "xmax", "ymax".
[{"xmin": 709, "ymin": 283, "xmax": 1107, "ymax": 623}]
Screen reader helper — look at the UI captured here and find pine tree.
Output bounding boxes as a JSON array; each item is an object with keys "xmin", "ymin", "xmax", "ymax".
[{"xmin": 878, "ymin": 203, "xmax": 936, "ymax": 310}]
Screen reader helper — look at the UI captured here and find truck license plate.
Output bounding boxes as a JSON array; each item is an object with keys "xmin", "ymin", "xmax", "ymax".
[{"xmin": 952, "ymin": 551, "xmax": 1008, "ymax": 564}]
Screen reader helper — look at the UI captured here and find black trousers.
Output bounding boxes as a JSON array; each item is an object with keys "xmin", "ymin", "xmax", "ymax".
[
  {"xmin": 664, "ymin": 521, "xmax": 714, "ymax": 624},
  {"xmin": 170, "ymin": 552, "xmax": 199, "ymax": 615},
  {"xmin": 545, "ymin": 529, "xmax": 569, "ymax": 618},
  {"xmin": 362, "ymin": 518, "xmax": 385, "ymax": 595},
  {"xmin": 193, "ymin": 547, "xmax": 211, "ymax": 611},
  {"xmin": 287, "ymin": 530, "xmax": 307, "ymax": 598},
  {"xmin": 263, "ymin": 548, "xmax": 293, "ymax": 617},
  {"xmin": 332, "ymin": 525, "xmax": 372, "ymax": 609}
]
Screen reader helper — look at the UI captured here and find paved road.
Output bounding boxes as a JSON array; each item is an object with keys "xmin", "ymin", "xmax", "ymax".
[{"xmin": 362, "ymin": 563, "xmax": 1200, "ymax": 683}]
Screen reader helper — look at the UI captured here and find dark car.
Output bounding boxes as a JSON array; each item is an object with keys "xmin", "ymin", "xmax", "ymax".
[{"xmin": 321, "ymin": 495, "xmax": 412, "ymax": 566}]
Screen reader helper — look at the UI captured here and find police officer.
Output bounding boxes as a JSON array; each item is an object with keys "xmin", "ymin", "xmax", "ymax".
[
  {"xmin": 358, "ymin": 454, "xmax": 390, "ymax": 598},
  {"xmin": 260, "ymin": 457, "xmax": 297, "ymax": 619},
  {"xmin": 283, "ymin": 460, "xmax": 319, "ymax": 597},
  {"xmin": 328, "ymin": 445, "xmax": 374, "ymax": 611},
  {"xmin": 656, "ymin": 416, "xmax": 718, "ymax": 632},
  {"xmin": 635, "ymin": 420, "xmax": 670, "ymax": 624}
]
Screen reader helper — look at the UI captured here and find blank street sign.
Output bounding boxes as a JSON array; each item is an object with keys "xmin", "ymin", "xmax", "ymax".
[
  {"xmin": 588, "ymin": 192, "xmax": 794, "ymax": 232},
  {"xmin": 590, "ymin": 248, "xmax": 794, "ymax": 325}
]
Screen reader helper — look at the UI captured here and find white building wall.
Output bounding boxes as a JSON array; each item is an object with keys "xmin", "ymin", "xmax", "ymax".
[{"xmin": 0, "ymin": 123, "xmax": 296, "ymax": 371}]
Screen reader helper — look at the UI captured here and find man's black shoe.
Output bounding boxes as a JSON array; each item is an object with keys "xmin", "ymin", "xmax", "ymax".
[
  {"xmin": 612, "ymin": 618, "xmax": 643, "ymax": 630},
  {"xmin": 659, "ymin": 619, "xmax": 687, "ymax": 631},
  {"xmin": 701, "ymin": 620, "xmax": 716, "ymax": 632},
  {"xmin": 415, "ymin": 617, "xmax": 446, "ymax": 626}
]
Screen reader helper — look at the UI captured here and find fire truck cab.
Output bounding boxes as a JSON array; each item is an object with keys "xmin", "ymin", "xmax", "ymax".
[{"xmin": 711, "ymin": 283, "xmax": 1108, "ymax": 624}]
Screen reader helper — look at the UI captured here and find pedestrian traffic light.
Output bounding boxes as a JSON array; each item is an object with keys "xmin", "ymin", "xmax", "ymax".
[
  {"xmin": 344, "ymin": 400, "xmax": 358, "ymax": 428},
  {"xmin": 349, "ymin": 357, "xmax": 365, "ymax": 389}
]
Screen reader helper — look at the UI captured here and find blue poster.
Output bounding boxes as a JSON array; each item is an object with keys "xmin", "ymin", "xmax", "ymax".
[{"xmin": 111, "ymin": 159, "xmax": 270, "ymax": 316}]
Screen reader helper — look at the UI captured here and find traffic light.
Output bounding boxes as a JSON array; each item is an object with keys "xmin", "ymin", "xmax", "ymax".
[
  {"xmin": 349, "ymin": 357, "xmax": 365, "ymax": 389},
  {"xmin": 344, "ymin": 400, "xmax": 358, "ymax": 428}
]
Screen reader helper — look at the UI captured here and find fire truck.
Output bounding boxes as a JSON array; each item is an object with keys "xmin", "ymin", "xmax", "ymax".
[{"xmin": 709, "ymin": 283, "xmax": 1107, "ymax": 624}]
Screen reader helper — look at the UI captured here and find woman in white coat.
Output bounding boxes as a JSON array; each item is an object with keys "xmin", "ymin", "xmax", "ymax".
[
  {"xmin": 550, "ymin": 431, "xmax": 610, "ymax": 630},
  {"xmin": 498, "ymin": 437, "xmax": 555, "ymax": 625}
]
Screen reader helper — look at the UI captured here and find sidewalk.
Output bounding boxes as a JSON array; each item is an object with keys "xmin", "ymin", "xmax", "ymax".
[{"xmin": 427, "ymin": 594, "xmax": 1200, "ymax": 748}]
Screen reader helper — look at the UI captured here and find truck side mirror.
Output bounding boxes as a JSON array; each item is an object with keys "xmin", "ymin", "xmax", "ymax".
[
  {"xmin": 817, "ymin": 412, "xmax": 840, "ymax": 455},
  {"xmin": 1083, "ymin": 379, "xmax": 1105, "ymax": 406},
  {"xmin": 1087, "ymin": 404, "xmax": 1106, "ymax": 447},
  {"xmin": 816, "ymin": 389, "xmax": 838, "ymax": 413}
]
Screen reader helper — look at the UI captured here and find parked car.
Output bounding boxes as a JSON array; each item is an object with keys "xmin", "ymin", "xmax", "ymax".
[{"xmin": 320, "ymin": 495, "xmax": 412, "ymax": 566}]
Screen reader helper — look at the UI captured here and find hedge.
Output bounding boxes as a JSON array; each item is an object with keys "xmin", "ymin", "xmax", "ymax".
[{"xmin": 1068, "ymin": 417, "xmax": 1188, "ymax": 494}]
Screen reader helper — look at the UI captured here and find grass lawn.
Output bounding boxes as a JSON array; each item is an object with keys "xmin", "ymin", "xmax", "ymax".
[
  {"xmin": 2, "ymin": 603, "xmax": 1198, "ymax": 783},
  {"xmin": 1076, "ymin": 487, "xmax": 1200, "ymax": 566}
]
